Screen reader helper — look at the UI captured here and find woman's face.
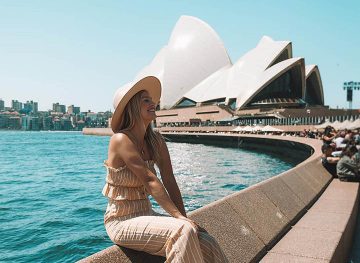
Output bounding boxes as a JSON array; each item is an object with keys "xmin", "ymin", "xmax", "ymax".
[{"xmin": 139, "ymin": 91, "xmax": 156, "ymax": 122}]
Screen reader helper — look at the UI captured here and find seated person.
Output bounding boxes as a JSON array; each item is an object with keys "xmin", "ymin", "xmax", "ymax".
[
  {"xmin": 345, "ymin": 129, "xmax": 353, "ymax": 142},
  {"xmin": 334, "ymin": 131, "xmax": 345, "ymax": 150},
  {"xmin": 354, "ymin": 148, "xmax": 360, "ymax": 166},
  {"xmin": 322, "ymin": 126, "xmax": 337, "ymax": 145},
  {"xmin": 331, "ymin": 147, "xmax": 343, "ymax": 157},
  {"xmin": 321, "ymin": 144, "xmax": 340, "ymax": 177},
  {"xmin": 354, "ymin": 130, "xmax": 360, "ymax": 144},
  {"xmin": 337, "ymin": 145, "xmax": 360, "ymax": 182}
]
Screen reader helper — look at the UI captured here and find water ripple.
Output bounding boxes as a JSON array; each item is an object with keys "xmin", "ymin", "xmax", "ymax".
[{"xmin": 0, "ymin": 131, "xmax": 294, "ymax": 262}]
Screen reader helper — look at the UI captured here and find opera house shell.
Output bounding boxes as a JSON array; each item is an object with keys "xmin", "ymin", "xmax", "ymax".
[{"xmin": 118, "ymin": 15, "xmax": 324, "ymax": 112}]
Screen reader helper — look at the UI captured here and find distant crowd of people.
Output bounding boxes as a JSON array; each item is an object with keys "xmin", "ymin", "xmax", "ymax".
[
  {"xmin": 320, "ymin": 125, "xmax": 360, "ymax": 181},
  {"xmin": 160, "ymin": 124, "xmax": 360, "ymax": 181}
]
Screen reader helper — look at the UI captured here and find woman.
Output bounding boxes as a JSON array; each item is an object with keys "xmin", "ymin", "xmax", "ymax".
[
  {"xmin": 103, "ymin": 76, "xmax": 228, "ymax": 263},
  {"xmin": 322, "ymin": 126, "xmax": 337, "ymax": 145}
]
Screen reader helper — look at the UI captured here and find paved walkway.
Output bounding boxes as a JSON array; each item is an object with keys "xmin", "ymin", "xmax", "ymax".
[{"xmin": 349, "ymin": 204, "xmax": 360, "ymax": 263}]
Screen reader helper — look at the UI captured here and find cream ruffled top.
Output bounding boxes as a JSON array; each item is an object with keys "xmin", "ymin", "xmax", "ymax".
[{"xmin": 102, "ymin": 160, "xmax": 156, "ymax": 201}]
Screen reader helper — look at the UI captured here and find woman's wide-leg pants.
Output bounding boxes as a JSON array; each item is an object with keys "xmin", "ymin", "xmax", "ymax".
[{"xmin": 105, "ymin": 215, "xmax": 228, "ymax": 263}]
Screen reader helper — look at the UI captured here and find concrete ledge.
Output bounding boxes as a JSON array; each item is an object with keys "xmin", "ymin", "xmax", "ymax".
[
  {"xmin": 83, "ymin": 127, "xmax": 113, "ymax": 136},
  {"xmin": 261, "ymin": 179, "xmax": 360, "ymax": 262},
  {"xmin": 79, "ymin": 133, "xmax": 343, "ymax": 263},
  {"xmin": 78, "ymin": 245, "xmax": 164, "ymax": 263}
]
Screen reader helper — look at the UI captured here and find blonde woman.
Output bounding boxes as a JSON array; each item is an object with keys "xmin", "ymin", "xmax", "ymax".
[{"xmin": 103, "ymin": 76, "xmax": 228, "ymax": 263}]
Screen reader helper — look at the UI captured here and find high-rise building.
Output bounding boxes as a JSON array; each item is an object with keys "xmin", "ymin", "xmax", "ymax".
[
  {"xmin": 33, "ymin": 101, "xmax": 38, "ymax": 113},
  {"xmin": 68, "ymin": 105, "xmax": 80, "ymax": 115},
  {"xmin": 53, "ymin": 103, "xmax": 66, "ymax": 113},
  {"xmin": 24, "ymin": 100, "xmax": 38, "ymax": 114},
  {"xmin": 11, "ymin": 100, "xmax": 22, "ymax": 112},
  {"xmin": 0, "ymin": 99, "xmax": 4, "ymax": 111}
]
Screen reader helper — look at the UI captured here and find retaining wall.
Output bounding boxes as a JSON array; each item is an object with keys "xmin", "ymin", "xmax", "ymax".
[{"xmin": 79, "ymin": 132, "xmax": 345, "ymax": 262}]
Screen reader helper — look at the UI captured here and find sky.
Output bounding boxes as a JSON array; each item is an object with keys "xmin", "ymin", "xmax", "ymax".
[{"xmin": 0, "ymin": 0, "xmax": 359, "ymax": 112}]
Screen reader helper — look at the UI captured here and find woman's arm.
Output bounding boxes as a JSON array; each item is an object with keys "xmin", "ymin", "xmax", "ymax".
[
  {"xmin": 326, "ymin": 156, "xmax": 340, "ymax": 164},
  {"xmin": 157, "ymin": 137, "xmax": 187, "ymax": 217},
  {"xmin": 323, "ymin": 135, "xmax": 335, "ymax": 142},
  {"xmin": 110, "ymin": 134, "xmax": 184, "ymax": 219}
]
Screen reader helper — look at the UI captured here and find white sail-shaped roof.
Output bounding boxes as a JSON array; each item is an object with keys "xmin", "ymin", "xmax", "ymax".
[
  {"xmin": 161, "ymin": 16, "xmax": 231, "ymax": 109},
  {"xmin": 118, "ymin": 15, "xmax": 231, "ymax": 110},
  {"xmin": 182, "ymin": 36, "xmax": 299, "ymax": 109},
  {"xmin": 236, "ymin": 57, "xmax": 305, "ymax": 108},
  {"xmin": 134, "ymin": 46, "xmax": 167, "ymax": 82},
  {"xmin": 305, "ymin": 65, "xmax": 316, "ymax": 76},
  {"xmin": 305, "ymin": 65, "xmax": 324, "ymax": 105},
  {"xmin": 235, "ymin": 36, "xmax": 292, "ymax": 72},
  {"xmin": 115, "ymin": 16, "xmax": 324, "ymax": 112}
]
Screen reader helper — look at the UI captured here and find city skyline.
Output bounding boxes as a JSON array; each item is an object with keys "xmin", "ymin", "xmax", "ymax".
[
  {"xmin": 0, "ymin": 1, "xmax": 359, "ymax": 112},
  {"xmin": 0, "ymin": 97, "xmax": 110, "ymax": 113},
  {"xmin": 0, "ymin": 97, "xmax": 111, "ymax": 131}
]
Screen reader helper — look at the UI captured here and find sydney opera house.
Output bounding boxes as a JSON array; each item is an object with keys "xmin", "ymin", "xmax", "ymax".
[{"xmin": 117, "ymin": 16, "xmax": 358, "ymax": 128}]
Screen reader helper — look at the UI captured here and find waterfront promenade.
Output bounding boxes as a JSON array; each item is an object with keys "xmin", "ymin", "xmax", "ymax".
[{"xmin": 81, "ymin": 128, "xmax": 360, "ymax": 262}]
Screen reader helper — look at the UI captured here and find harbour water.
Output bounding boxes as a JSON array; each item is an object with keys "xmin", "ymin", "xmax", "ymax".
[{"xmin": 0, "ymin": 131, "xmax": 295, "ymax": 262}]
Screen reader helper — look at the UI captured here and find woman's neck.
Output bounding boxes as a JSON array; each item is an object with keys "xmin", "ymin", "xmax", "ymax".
[{"xmin": 129, "ymin": 122, "xmax": 149, "ymax": 143}]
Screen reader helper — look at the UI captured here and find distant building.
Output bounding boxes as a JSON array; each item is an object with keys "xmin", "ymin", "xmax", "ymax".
[
  {"xmin": 24, "ymin": 100, "xmax": 38, "ymax": 114},
  {"xmin": 53, "ymin": 118, "xmax": 62, "ymax": 130},
  {"xmin": 50, "ymin": 111, "xmax": 64, "ymax": 118},
  {"xmin": 87, "ymin": 112, "xmax": 98, "ymax": 121},
  {"xmin": 0, "ymin": 99, "xmax": 4, "ymax": 111},
  {"xmin": 78, "ymin": 112, "xmax": 87, "ymax": 121},
  {"xmin": 0, "ymin": 114, "xmax": 9, "ymax": 128},
  {"xmin": 8, "ymin": 117, "xmax": 21, "ymax": 130},
  {"xmin": 68, "ymin": 105, "xmax": 80, "ymax": 115},
  {"xmin": 42, "ymin": 116, "xmax": 52, "ymax": 130},
  {"xmin": 21, "ymin": 116, "xmax": 32, "ymax": 130},
  {"xmin": 76, "ymin": 120, "xmax": 86, "ymax": 131},
  {"xmin": 11, "ymin": 100, "xmax": 22, "ymax": 112},
  {"xmin": 61, "ymin": 118, "xmax": 72, "ymax": 131},
  {"xmin": 53, "ymin": 103, "xmax": 66, "ymax": 113},
  {"xmin": 31, "ymin": 117, "xmax": 40, "ymax": 131}
]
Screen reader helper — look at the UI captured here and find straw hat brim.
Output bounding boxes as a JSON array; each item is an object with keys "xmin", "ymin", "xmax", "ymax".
[{"xmin": 111, "ymin": 76, "xmax": 161, "ymax": 133}]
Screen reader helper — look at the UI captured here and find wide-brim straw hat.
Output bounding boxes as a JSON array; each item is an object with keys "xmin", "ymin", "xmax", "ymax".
[{"xmin": 111, "ymin": 76, "xmax": 161, "ymax": 133}]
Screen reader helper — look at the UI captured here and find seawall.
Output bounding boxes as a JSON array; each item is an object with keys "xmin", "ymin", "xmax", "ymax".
[{"xmin": 79, "ymin": 129, "xmax": 358, "ymax": 262}]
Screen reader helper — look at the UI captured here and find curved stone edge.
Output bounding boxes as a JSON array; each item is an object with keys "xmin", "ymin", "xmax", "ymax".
[{"xmin": 78, "ymin": 132, "xmax": 347, "ymax": 263}]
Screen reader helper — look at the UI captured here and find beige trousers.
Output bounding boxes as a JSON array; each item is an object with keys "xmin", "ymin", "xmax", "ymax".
[{"xmin": 105, "ymin": 215, "xmax": 228, "ymax": 263}]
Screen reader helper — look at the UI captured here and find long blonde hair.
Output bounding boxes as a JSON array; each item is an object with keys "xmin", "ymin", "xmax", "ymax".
[{"xmin": 117, "ymin": 90, "xmax": 163, "ymax": 163}]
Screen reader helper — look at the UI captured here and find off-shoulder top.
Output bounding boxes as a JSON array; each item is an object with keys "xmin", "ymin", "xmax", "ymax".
[
  {"xmin": 102, "ymin": 160, "xmax": 157, "ymax": 200},
  {"xmin": 102, "ymin": 160, "xmax": 157, "ymax": 222}
]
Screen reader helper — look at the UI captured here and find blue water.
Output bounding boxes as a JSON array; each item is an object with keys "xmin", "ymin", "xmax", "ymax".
[{"xmin": 0, "ymin": 131, "xmax": 294, "ymax": 262}]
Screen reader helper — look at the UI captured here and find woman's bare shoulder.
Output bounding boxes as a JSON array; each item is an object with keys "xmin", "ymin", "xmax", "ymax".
[{"xmin": 109, "ymin": 132, "xmax": 131, "ymax": 148}]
